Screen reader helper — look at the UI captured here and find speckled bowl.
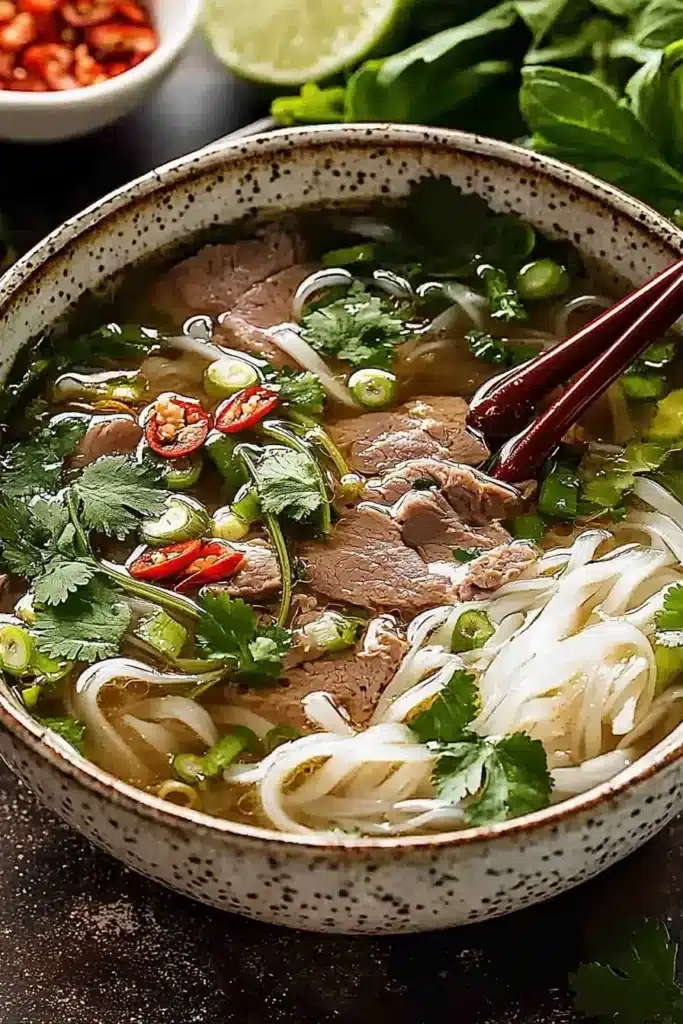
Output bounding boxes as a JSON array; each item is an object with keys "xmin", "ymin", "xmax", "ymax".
[{"xmin": 0, "ymin": 125, "xmax": 682, "ymax": 935}]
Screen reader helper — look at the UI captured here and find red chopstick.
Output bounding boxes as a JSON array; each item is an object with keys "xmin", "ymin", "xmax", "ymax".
[
  {"xmin": 490, "ymin": 266, "xmax": 683, "ymax": 484},
  {"xmin": 468, "ymin": 255, "xmax": 683, "ymax": 440}
]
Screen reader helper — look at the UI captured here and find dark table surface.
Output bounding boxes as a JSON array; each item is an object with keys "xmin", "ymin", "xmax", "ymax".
[{"xmin": 0, "ymin": 35, "xmax": 681, "ymax": 1024}]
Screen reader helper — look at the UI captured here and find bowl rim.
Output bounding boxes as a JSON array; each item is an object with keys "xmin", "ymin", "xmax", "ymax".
[
  {"xmin": 1, "ymin": 121, "xmax": 683, "ymax": 855},
  {"xmin": 0, "ymin": 0, "xmax": 202, "ymax": 108}
]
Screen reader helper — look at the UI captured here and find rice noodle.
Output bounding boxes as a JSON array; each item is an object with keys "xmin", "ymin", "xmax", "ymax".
[
  {"xmin": 555, "ymin": 294, "xmax": 611, "ymax": 337},
  {"xmin": 372, "ymin": 269, "xmax": 413, "ymax": 301},
  {"xmin": 243, "ymin": 527, "xmax": 683, "ymax": 836},
  {"xmin": 292, "ymin": 269, "xmax": 353, "ymax": 320},
  {"xmin": 130, "ymin": 696, "xmax": 219, "ymax": 747},
  {"xmin": 267, "ymin": 324, "xmax": 357, "ymax": 407},
  {"xmin": 634, "ymin": 477, "xmax": 683, "ymax": 529}
]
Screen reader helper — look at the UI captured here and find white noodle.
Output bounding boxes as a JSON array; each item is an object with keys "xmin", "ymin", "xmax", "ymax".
[
  {"xmin": 130, "ymin": 696, "xmax": 219, "ymax": 748},
  {"xmin": 634, "ymin": 477, "xmax": 683, "ymax": 529},
  {"xmin": 267, "ymin": 324, "xmax": 357, "ymax": 407},
  {"xmin": 555, "ymin": 294, "xmax": 611, "ymax": 337},
  {"xmin": 292, "ymin": 268, "xmax": 353, "ymax": 321}
]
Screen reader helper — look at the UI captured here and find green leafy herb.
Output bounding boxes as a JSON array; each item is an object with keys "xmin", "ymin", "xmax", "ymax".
[
  {"xmin": 33, "ymin": 558, "xmax": 96, "ymax": 608},
  {"xmin": 0, "ymin": 418, "xmax": 87, "ymax": 498},
  {"xmin": 655, "ymin": 583, "xmax": 683, "ymax": 631},
  {"xmin": 302, "ymin": 283, "xmax": 407, "ymax": 369},
  {"xmin": 33, "ymin": 578, "xmax": 132, "ymax": 664},
  {"xmin": 477, "ymin": 263, "xmax": 528, "ymax": 321},
  {"xmin": 410, "ymin": 669, "xmax": 479, "ymax": 743},
  {"xmin": 253, "ymin": 447, "xmax": 325, "ymax": 522},
  {"xmin": 37, "ymin": 715, "xmax": 85, "ymax": 754},
  {"xmin": 434, "ymin": 731, "xmax": 553, "ymax": 824},
  {"xmin": 72, "ymin": 455, "xmax": 168, "ymax": 539},
  {"xmin": 453, "ymin": 547, "xmax": 483, "ymax": 562},
  {"xmin": 467, "ymin": 329, "xmax": 537, "ymax": 367},
  {"xmin": 570, "ymin": 917, "xmax": 683, "ymax": 1023},
  {"xmin": 273, "ymin": 369, "xmax": 325, "ymax": 414},
  {"xmin": 270, "ymin": 83, "xmax": 346, "ymax": 125},
  {"xmin": 0, "ymin": 495, "xmax": 76, "ymax": 583},
  {"xmin": 67, "ymin": 323, "xmax": 161, "ymax": 365},
  {"xmin": 196, "ymin": 591, "xmax": 291, "ymax": 679}
]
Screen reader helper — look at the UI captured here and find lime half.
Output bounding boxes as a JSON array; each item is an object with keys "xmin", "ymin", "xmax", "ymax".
[{"xmin": 203, "ymin": 0, "xmax": 404, "ymax": 87}]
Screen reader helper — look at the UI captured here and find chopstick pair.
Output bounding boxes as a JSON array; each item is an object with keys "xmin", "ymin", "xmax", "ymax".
[{"xmin": 466, "ymin": 256, "xmax": 683, "ymax": 484}]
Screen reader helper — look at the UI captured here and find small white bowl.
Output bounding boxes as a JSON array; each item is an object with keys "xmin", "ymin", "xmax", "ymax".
[{"xmin": 0, "ymin": 0, "xmax": 202, "ymax": 142}]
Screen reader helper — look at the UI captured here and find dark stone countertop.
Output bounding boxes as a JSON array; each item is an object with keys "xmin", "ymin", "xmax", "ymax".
[{"xmin": 0, "ymin": 34, "xmax": 681, "ymax": 1024}]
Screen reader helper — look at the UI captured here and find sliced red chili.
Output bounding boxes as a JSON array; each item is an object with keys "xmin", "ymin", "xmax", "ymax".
[
  {"xmin": 128, "ymin": 539, "xmax": 202, "ymax": 582},
  {"xmin": 174, "ymin": 542, "xmax": 245, "ymax": 593},
  {"xmin": 23, "ymin": 42, "xmax": 76, "ymax": 88},
  {"xmin": 0, "ymin": 11, "xmax": 36, "ymax": 49},
  {"xmin": 115, "ymin": 0, "xmax": 145, "ymax": 22},
  {"xmin": 145, "ymin": 394, "xmax": 212, "ymax": 460},
  {"xmin": 215, "ymin": 386, "xmax": 280, "ymax": 435},
  {"xmin": 86, "ymin": 20, "xmax": 155, "ymax": 56},
  {"xmin": 61, "ymin": 1, "xmax": 114, "ymax": 27}
]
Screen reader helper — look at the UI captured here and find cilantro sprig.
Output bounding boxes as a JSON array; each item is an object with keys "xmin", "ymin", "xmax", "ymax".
[
  {"xmin": 0, "ymin": 418, "xmax": 87, "ymax": 498},
  {"xmin": 33, "ymin": 578, "xmax": 132, "ymax": 664},
  {"xmin": 571, "ymin": 918, "xmax": 683, "ymax": 1024},
  {"xmin": 409, "ymin": 668, "xmax": 552, "ymax": 825},
  {"xmin": 302, "ymin": 282, "xmax": 408, "ymax": 369},
  {"xmin": 196, "ymin": 592, "xmax": 291, "ymax": 680},
  {"xmin": 71, "ymin": 455, "xmax": 168, "ymax": 539}
]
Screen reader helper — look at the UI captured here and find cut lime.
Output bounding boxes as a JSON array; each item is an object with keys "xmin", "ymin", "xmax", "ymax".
[{"xmin": 203, "ymin": 0, "xmax": 405, "ymax": 87}]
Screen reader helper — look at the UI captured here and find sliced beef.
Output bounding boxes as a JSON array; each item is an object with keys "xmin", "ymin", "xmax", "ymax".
[
  {"xmin": 365, "ymin": 458, "xmax": 523, "ymax": 523},
  {"xmin": 148, "ymin": 225, "xmax": 307, "ymax": 324},
  {"xmin": 298, "ymin": 504, "xmax": 456, "ymax": 617},
  {"xmin": 213, "ymin": 316, "xmax": 295, "ymax": 370},
  {"xmin": 73, "ymin": 415, "xmax": 142, "ymax": 467},
  {"xmin": 330, "ymin": 396, "xmax": 488, "ymax": 476},
  {"xmin": 235, "ymin": 618, "xmax": 407, "ymax": 730},
  {"xmin": 218, "ymin": 539, "xmax": 280, "ymax": 600},
  {"xmin": 393, "ymin": 489, "xmax": 509, "ymax": 563},
  {"xmin": 230, "ymin": 263, "xmax": 316, "ymax": 328},
  {"xmin": 455, "ymin": 542, "xmax": 538, "ymax": 601}
]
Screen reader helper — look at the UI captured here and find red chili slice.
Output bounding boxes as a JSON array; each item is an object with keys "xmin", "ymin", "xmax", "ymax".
[
  {"xmin": 145, "ymin": 394, "xmax": 212, "ymax": 460},
  {"xmin": 115, "ymin": 0, "xmax": 145, "ymax": 22},
  {"xmin": 61, "ymin": 1, "xmax": 115, "ymax": 27},
  {"xmin": 23, "ymin": 42, "xmax": 76, "ymax": 89},
  {"xmin": 174, "ymin": 542, "xmax": 245, "ymax": 593},
  {"xmin": 86, "ymin": 20, "xmax": 156, "ymax": 56},
  {"xmin": 128, "ymin": 539, "xmax": 202, "ymax": 582},
  {"xmin": 215, "ymin": 385, "xmax": 279, "ymax": 435}
]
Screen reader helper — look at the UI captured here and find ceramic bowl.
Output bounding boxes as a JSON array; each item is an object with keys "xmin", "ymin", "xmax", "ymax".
[
  {"xmin": 0, "ymin": 0, "xmax": 202, "ymax": 142},
  {"xmin": 1, "ymin": 124, "xmax": 682, "ymax": 935}
]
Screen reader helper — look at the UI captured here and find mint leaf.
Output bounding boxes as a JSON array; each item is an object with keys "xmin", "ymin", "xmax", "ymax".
[{"xmin": 410, "ymin": 669, "xmax": 479, "ymax": 743}]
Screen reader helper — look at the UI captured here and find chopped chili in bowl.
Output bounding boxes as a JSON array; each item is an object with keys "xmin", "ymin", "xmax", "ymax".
[{"xmin": 0, "ymin": 0, "xmax": 157, "ymax": 91}]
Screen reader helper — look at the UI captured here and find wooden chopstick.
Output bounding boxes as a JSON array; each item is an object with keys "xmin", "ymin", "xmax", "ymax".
[
  {"xmin": 468, "ymin": 255, "xmax": 683, "ymax": 440},
  {"xmin": 490, "ymin": 265, "xmax": 683, "ymax": 484}
]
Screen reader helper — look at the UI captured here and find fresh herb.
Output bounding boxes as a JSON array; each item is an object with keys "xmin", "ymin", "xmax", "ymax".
[
  {"xmin": 410, "ymin": 669, "xmax": 479, "ymax": 743},
  {"xmin": 33, "ymin": 579, "xmax": 132, "ymax": 664},
  {"xmin": 67, "ymin": 323, "xmax": 161, "ymax": 365},
  {"xmin": 271, "ymin": 82, "xmax": 346, "ymax": 125},
  {"xmin": 72, "ymin": 456, "xmax": 169, "ymax": 539},
  {"xmin": 37, "ymin": 715, "xmax": 86, "ymax": 754},
  {"xmin": 272, "ymin": 368, "xmax": 325, "ymax": 415},
  {"xmin": 34, "ymin": 558, "xmax": 97, "ymax": 608},
  {"xmin": 656, "ymin": 583, "xmax": 683, "ymax": 631},
  {"xmin": 538, "ymin": 455, "xmax": 581, "ymax": 521},
  {"xmin": 453, "ymin": 547, "xmax": 483, "ymax": 562},
  {"xmin": 196, "ymin": 591, "xmax": 291, "ymax": 679},
  {"xmin": 570, "ymin": 917, "xmax": 683, "ymax": 1023},
  {"xmin": 252, "ymin": 447, "xmax": 325, "ymax": 522},
  {"xmin": 434, "ymin": 731, "xmax": 553, "ymax": 824},
  {"xmin": 0, "ymin": 495, "xmax": 80, "ymax": 587},
  {"xmin": 0, "ymin": 418, "xmax": 87, "ymax": 498},
  {"xmin": 476, "ymin": 263, "xmax": 528, "ymax": 321},
  {"xmin": 510, "ymin": 513, "xmax": 547, "ymax": 542},
  {"xmin": 301, "ymin": 282, "xmax": 407, "ymax": 369},
  {"xmin": 467, "ymin": 329, "xmax": 537, "ymax": 367}
]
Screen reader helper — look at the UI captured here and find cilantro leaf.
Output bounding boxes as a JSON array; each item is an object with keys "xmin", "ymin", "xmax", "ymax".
[
  {"xmin": 0, "ymin": 495, "xmax": 46, "ymax": 578},
  {"xmin": 33, "ymin": 579, "xmax": 132, "ymax": 663},
  {"xmin": 0, "ymin": 418, "xmax": 87, "ymax": 498},
  {"xmin": 72, "ymin": 456, "xmax": 168, "ymax": 539},
  {"xmin": 37, "ymin": 715, "xmax": 85, "ymax": 754},
  {"xmin": 656, "ymin": 584, "xmax": 683, "ymax": 632},
  {"xmin": 410, "ymin": 669, "xmax": 478, "ymax": 743},
  {"xmin": 570, "ymin": 918, "xmax": 683, "ymax": 1024},
  {"xmin": 434, "ymin": 732, "xmax": 552, "ymax": 825},
  {"xmin": 275, "ymin": 369, "xmax": 325, "ymax": 415},
  {"xmin": 68, "ymin": 323, "xmax": 161, "ymax": 365},
  {"xmin": 453, "ymin": 547, "xmax": 482, "ymax": 563},
  {"xmin": 466, "ymin": 329, "xmax": 536, "ymax": 368},
  {"xmin": 254, "ymin": 447, "xmax": 324, "ymax": 521},
  {"xmin": 302, "ymin": 283, "xmax": 407, "ymax": 369},
  {"xmin": 34, "ymin": 558, "xmax": 96, "ymax": 607},
  {"xmin": 196, "ymin": 591, "xmax": 291, "ymax": 680}
]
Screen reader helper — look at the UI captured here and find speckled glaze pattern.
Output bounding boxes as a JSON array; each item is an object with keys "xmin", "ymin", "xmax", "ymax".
[{"xmin": 1, "ymin": 125, "xmax": 683, "ymax": 935}]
